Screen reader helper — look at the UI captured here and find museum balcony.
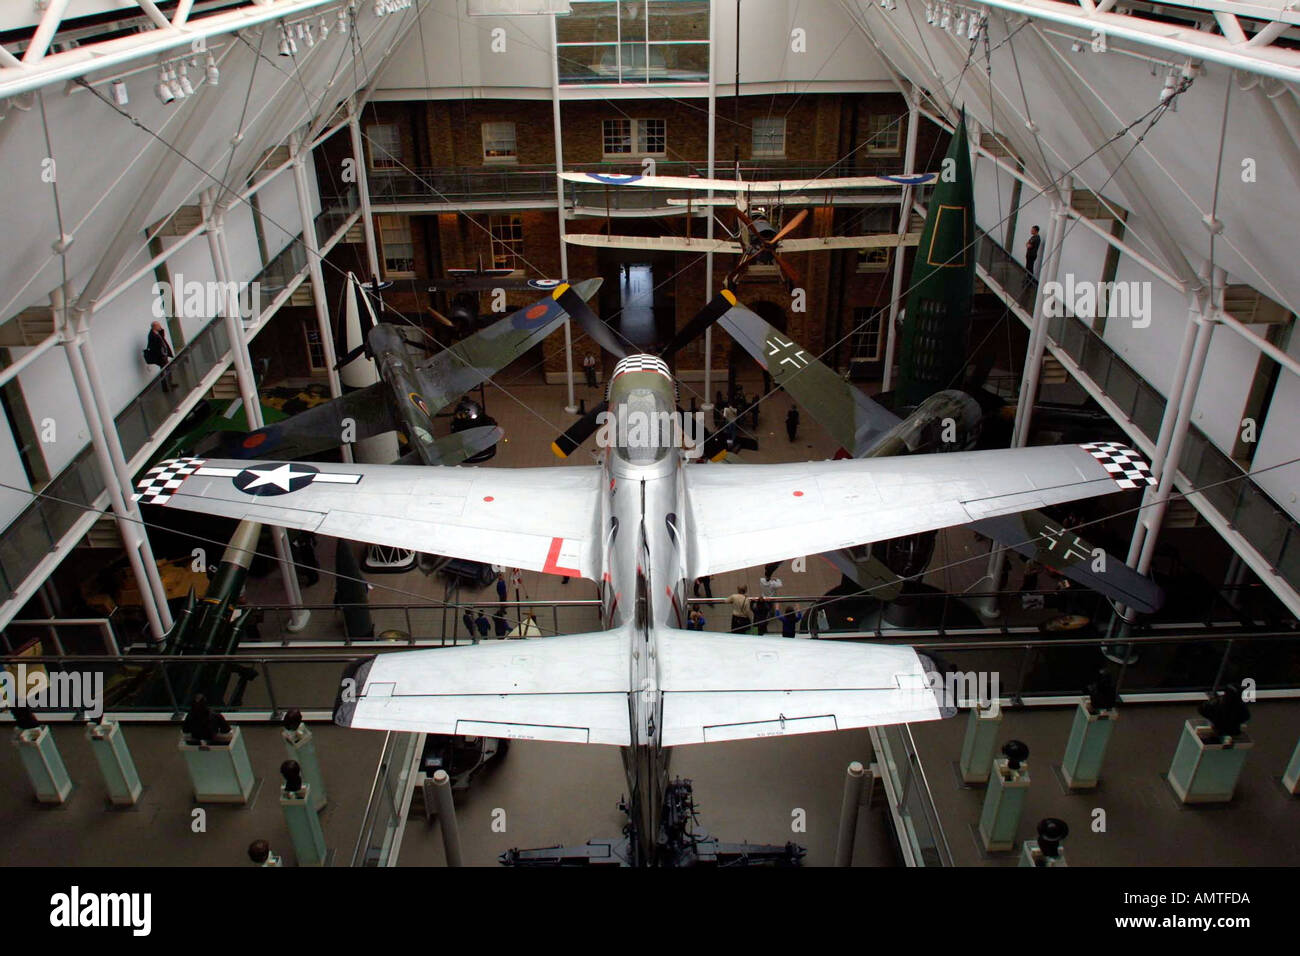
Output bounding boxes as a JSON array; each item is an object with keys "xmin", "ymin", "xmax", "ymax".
[{"xmin": 965, "ymin": 222, "xmax": 1300, "ymax": 618}]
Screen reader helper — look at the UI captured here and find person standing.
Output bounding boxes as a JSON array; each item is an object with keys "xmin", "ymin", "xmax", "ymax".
[
  {"xmin": 494, "ymin": 610, "xmax": 510, "ymax": 638},
  {"xmin": 475, "ymin": 610, "xmax": 491, "ymax": 639},
  {"xmin": 496, "ymin": 572, "xmax": 507, "ymax": 603},
  {"xmin": 785, "ymin": 407, "xmax": 800, "ymax": 442},
  {"xmin": 1025, "ymin": 225, "xmax": 1042, "ymax": 279},
  {"xmin": 462, "ymin": 608, "xmax": 476, "ymax": 639},
  {"xmin": 780, "ymin": 605, "xmax": 803, "ymax": 638},
  {"xmin": 751, "ymin": 595, "xmax": 772, "ymax": 634},
  {"xmin": 725, "ymin": 585, "xmax": 752, "ymax": 634},
  {"xmin": 144, "ymin": 320, "xmax": 175, "ymax": 390},
  {"xmin": 692, "ymin": 575, "xmax": 713, "ymax": 599},
  {"xmin": 687, "ymin": 608, "xmax": 707, "ymax": 631},
  {"xmin": 583, "ymin": 353, "xmax": 597, "ymax": 389}
]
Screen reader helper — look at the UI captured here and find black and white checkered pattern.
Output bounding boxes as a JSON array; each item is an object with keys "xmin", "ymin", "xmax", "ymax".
[
  {"xmin": 132, "ymin": 457, "xmax": 205, "ymax": 504},
  {"xmin": 1079, "ymin": 442, "xmax": 1155, "ymax": 490}
]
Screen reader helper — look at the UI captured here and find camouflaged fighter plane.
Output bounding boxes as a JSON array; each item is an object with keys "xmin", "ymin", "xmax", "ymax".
[
  {"xmin": 201, "ymin": 277, "xmax": 604, "ymax": 467},
  {"xmin": 681, "ymin": 287, "xmax": 1165, "ymax": 614},
  {"xmin": 132, "ymin": 349, "xmax": 1157, "ymax": 864}
]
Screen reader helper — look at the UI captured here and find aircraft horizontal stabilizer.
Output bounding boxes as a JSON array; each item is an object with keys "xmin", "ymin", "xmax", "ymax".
[
  {"xmin": 656, "ymin": 630, "xmax": 946, "ymax": 747},
  {"xmin": 334, "ymin": 629, "xmax": 634, "ymax": 746}
]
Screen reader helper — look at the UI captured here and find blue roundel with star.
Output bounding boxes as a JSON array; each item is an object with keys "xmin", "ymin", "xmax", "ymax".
[{"xmin": 233, "ymin": 462, "xmax": 320, "ymax": 496}]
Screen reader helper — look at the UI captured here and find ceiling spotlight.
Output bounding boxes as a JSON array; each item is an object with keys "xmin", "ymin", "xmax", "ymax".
[
  {"xmin": 168, "ymin": 67, "xmax": 187, "ymax": 100},
  {"xmin": 925, "ymin": 3, "xmax": 935, "ymax": 24},
  {"xmin": 955, "ymin": 12, "xmax": 967, "ymax": 35},
  {"xmin": 940, "ymin": 6, "xmax": 951, "ymax": 29},
  {"xmin": 205, "ymin": 53, "xmax": 219, "ymax": 86},
  {"xmin": 304, "ymin": 24, "xmax": 315, "ymax": 47},
  {"xmin": 319, "ymin": 16, "xmax": 330, "ymax": 38},
  {"xmin": 278, "ymin": 24, "xmax": 296, "ymax": 57},
  {"xmin": 177, "ymin": 64, "xmax": 194, "ymax": 97},
  {"xmin": 969, "ymin": 16, "xmax": 983, "ymax": 41},
  {"xmin": 337, "ymin": 9, "xmax": 350, "ymax": 34},
  {"xmin": 156, "ymin": 68, "xmax": 175, "ymax": 104},
  {"xmin": 111, "ymin": 79, "xmax": 128, "ymax": 106},
  {"xmin": 1071, "ymin": 39, "xmax": 1083, "ymax": 52}
]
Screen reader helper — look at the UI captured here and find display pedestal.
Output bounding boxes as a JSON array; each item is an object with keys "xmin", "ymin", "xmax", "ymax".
[
  {"xmin": 14, "ymin": 726, "xmax": 72, "ymax": 804},
  {"xmin": 86, "ymin": 720, "xmax": 142, "ymax": 806},
  {"xmin": 281, "ymin": 784, "xmax": 328, "ymax": 866},
  {"xmin": 1282, "ymin": 737, "xmax": 1300, "ymax": 795},
  {"xmin": 959, "ymin": 704, "xmax": 1002, "ymax": 785},
  {"xmin": 1167, "ymin": 719, "xmax": 1252, "ymax": 804},
  {"xmin": 282, "ymin": 725, "xmax": 326, "ymax": 812},
  {"xmin": 1061, "ymin": 701, "xmax": 1117, "ymax": 789},
  {"xmin": 978, "ymin": 757, "xmax": 1029, "ymax": 852},
  {"xmin": 180, "ymin": 725, "xmax": 255, "ymax": 804},
  {"xmin": 1020, "ymin": 841, "xmax": 1067, "ymax": 867}
]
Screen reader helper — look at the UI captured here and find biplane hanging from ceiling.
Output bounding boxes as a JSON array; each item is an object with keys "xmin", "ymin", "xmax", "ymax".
[{"xmin": 559, "ymin": 169, "xmax": 936, "ymax": 289}]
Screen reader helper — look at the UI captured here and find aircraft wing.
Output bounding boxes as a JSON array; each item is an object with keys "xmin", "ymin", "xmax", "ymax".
[
  {"xmin": 715, "ymin": 293, "xmax": 901, "ymax": 455},
  {"xmin": 132, "ymin": 458, "xmax": 604, "ymax": 580},
  {"xmin": 414, "ymin": 278, "xmax": 602, "ymax": 402},
  {"xmin": 657, "ymin": 630, "xmax": 945, "ymax": 746},
  {"xmin": 559, "ymin": 171, "xmax": 936, "ymax": 192},
  {"xmin": 563, "ymin": 234, "xmax": 741, "ymax": 254},
  {"xmin": 203, "ymin": 383, "xmax": 396, "ymax": 461},
  {"xmin": 776, "ymin": 232, "xmax": 921, "ymax": 252},
  {"xmin": 969, "ymin": 512, "xmax": 1164, "ymax": 613},
  {"xmin": 335, "ymin": 627, "xmax": 633, "ymax": 745},
  {"xmin": 683, "ymin": 443, "xmax": 1155, "ymax": 578}
]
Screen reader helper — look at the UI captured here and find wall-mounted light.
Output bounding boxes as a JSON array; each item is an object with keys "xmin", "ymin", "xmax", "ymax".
[
  {"xmin": 111, "ymin": 79, "xmax": 128, "ymax": 105},
  {"xmin": 156, "ymin": 66, "xmax": 175, "ymax": 104},
  {"xmin": 205, "ymin": 53, "xmax": 219, "ymax": 86}
]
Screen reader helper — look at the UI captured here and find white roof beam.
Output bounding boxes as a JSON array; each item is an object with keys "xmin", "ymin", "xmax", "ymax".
[
  {"xmin": 0, "ymin": 0, "xmax": 340, "ymax": 99},
  {"xmin": 971, "ymin": 0, "xmax": 1300, "ymax": 82}
]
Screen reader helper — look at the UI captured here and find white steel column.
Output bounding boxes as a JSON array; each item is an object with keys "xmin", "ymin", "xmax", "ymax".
[
  {"xmin": 347, "ymin": 97, "xmax": 382, "ymax": 280},
  {"xmin": 702, "ymin": 0, "xmax": 718, "ymax": 410},
  {"xmin": 882, "ymin": 84, "xmax": 921, "ymax": 392},
  {"xmin": 979, "ymin": 181, "xmax": 1069, "ymax": 616},
  {"xmin": 1121, "ymin": 268, "xmax": 1222, "ymax": 612},
  {"xmin": 54, "ymin": 285, "xmax": 167, "ymax": 643},
  {"xmin": 551, "ymin": 14, "xmax": 578, "ymax": 414},
  {"xmin": 1010, "ymin": 181, "xmax": 1071, "ymax": 446},
  {"xmin": 291, "ymin": 131, "xmax": 343, "ymax": 400},
  {"xmin": 202, "ymin": 191, "xmax": 309, "ymax": 630},
  {"xmin": 78, "ymin": 329, "xmax": 172, "ymax": 629}
]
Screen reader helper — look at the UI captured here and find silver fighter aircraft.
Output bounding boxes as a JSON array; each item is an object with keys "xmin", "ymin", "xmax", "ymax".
[{"xmin": 132, "ymin": 347, "xmax": 1156, "ymax": 864}]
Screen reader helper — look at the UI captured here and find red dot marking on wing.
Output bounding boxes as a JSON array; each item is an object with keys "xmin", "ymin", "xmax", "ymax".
[
  {"xmin": 525, "ymin": 303, "xmax": 548, "ymax": 320},
  {"xmin": 483, "ymin": 496, "xmax": 494, "ymax": 502},
  {"xmin": 793, "ymin": 490, "xmax": 804, "ymax": 497},
  {"xmin": 243, "ymin": 434, "xmax": 267, "ymax": 448}
]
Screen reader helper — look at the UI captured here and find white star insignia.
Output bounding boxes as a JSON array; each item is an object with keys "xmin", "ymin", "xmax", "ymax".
[{"xmin": 243, "ymin": 463, "xmax": 314, "ymax": 491}]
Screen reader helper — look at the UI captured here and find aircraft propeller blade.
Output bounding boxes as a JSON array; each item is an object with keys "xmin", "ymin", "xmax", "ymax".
[
  {"xmin": 771, "ymin": 208, "xmax": 809, "ymax": 243},
  {"xmin": 333, "ymin": 343, "xmax": 366, "ymax": 371},
  {"xmin": 551, "ymin": 401, "xmax": 608, "ymax": 458},
  {"xmin": 553, "ymin": 285, "xmax": 628, "ymax": 359},
  {"xmin": 426, "ymin": 305, "xmax": 455, "ymax": 328},
  {"xmin": 773, "ymin": 253, "xmax": 801, "ymax": 290},
  {"xmin": 659, "ymin": 291, "xmax": 735, "ymax": 359}
]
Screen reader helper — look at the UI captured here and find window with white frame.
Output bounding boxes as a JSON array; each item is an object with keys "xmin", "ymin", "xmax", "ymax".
[
  {"xmin": 751, "ymin": 117, "xmax": 786, "ymax": 158},
  {"xmin": 489, "ymin": 214, "xmax": 524, "ymax": 270},
  {"xmin": 378, "ymin": 215, "xmax": 416, "ymax": 276},
  {"xmin": 864, "ymin": 114, "xmax": 901, "ymax": 155},
  {"xmin": 482, "ymin": 122, "xmax": 518, "ymax": 162},
  {"xmin": 855, "ymin": 207, "xmax": 896, "ymax": 272},
  {"xmin": 304, "ymin": 324, "xmax": 327, "ymax": 371},
  {"xmin": 851, "ymin": 307, "xmax": 883, "ymax": 362},
  {"xmin": 602, "ymin": 118, "xmax": 666, "ymax": 157},
  {"xmin": 367, "ymin": 123, "xmax": 403, "ymax": 169}
]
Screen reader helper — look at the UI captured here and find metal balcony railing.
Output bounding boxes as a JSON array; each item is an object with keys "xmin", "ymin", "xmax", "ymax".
[{"xmin": 970, "ymin": 224, "xmax": 1300, "ymax": 604}]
